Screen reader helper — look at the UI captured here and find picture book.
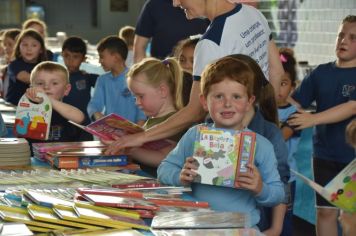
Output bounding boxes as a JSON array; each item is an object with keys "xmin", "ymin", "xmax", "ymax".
[
  {"xmin": 151, "ymin": 211, "xmax": 248, "ymax": 229},
  {"xmin": 291, "ymin": 158, "xmax": 356, "ymax": 213},
  {"xmin": 13, "ymin": 93, "xmax": 52, "ymax": 140},
  {"xmin": 192, "ymin": 125, "xmax": 256, "ymax": 188},
  {"xmin": 69, "ymin": 113, "xmax": 172, "ymax": 150},
  {"xmin": 73, "ymin": 205, "xmax": 149, "ymax": 230},
  {"xmin": 27, "ymin": 204, "xmax": 104, "ymax": 230}
]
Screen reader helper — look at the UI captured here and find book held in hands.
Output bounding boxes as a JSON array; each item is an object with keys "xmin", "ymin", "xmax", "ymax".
[
  {"xmin": 69, "ymin": 113, "xmax": 171, "ymax": 150},
  {"xmin": 192, "ymin": 125, "xmax": 256, "ymax": 188}
]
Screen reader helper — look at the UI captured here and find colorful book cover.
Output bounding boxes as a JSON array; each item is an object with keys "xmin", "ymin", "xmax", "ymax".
[
  {"xmin": 192, "ymin": 125, "xmax": 256, "ymax": 188},
  {"xmin": 291, "ymin": 158, "xmax": 356, "ymax": 213},
  {"xmin": 13, "ymin": 93, "xmax": 52, "ymax": 140},
  {"xmin": 69, "ymin": 113, "xmax": 172, "ymax": 150},
  {"xmin": 49, "ymin": 155, "xmax": 128, "ymax": 169}
]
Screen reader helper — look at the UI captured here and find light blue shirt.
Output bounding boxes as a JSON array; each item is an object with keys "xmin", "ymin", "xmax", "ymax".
[
  {"xmin": 278, "ymin": 104, "xmax": 301, "ymax": 182},
  {"xmin": 158, "ymin": 123, "xmax": 285, "ymax": 228},
  {"xmin": 87, "ymin": 69, "xmax": 146, "ymax": 123}
]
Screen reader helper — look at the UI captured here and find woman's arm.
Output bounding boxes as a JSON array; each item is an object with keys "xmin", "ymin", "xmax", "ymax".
[
  {"xmin": 133, "ymin": 35, "xmax": 149, "ymax": 63},
  {"xmin": 268, "ymin": 40, "xmax": 284, "ymax": 97},
  {"xmin": 105, "ymin": 81, "xmax": 206, "ymax": 154}
]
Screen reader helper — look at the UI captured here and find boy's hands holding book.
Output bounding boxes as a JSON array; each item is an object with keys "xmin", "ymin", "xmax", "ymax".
[
  {"xmin": 180, "ymin": 157, "xmax": 198, "ymax": 186},
  {"xmin": 25, "ymin": 87, "xmax": 45, "ymax": 104},
  {"xmin": 236, "ymin": 164, "xmax": 263, "ymax": 195}
]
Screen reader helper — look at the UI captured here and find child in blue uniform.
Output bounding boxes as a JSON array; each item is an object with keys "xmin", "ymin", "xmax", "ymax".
[
  {"xmin": 25, "ymin": 61, "xmax": 85, "ymax": 149},
  {"xmin": 5, "ymin": 29, "xmax": 47, "ymax": 105},
  {"xmin": 276, "ymin": 48, "xmax": 301, "ymax": 236},
  {"xmin": 157, "ymin": 56, "xmax": 284, "ymax": 228},
  {"xmin": 290, "ymin": 15, "xmax": 356, "ymax": 236},
  {"xmin": 61, "ymin": 36, "xmax": 98, "ymax": 140},
  {"xmin": 87, "ymin": 36, "xmax": 146, "ymax": 125}
]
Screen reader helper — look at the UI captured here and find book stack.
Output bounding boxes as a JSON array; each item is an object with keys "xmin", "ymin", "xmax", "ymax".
[
  {"xmin": 32, "ymin": 141, "xmax": 128, "ymax": 169},
  {"xmin": 0, "ymin": 138, "xmax": 31, "ymax": 167}
]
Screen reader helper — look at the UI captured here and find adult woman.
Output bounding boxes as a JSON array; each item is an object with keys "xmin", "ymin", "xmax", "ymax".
[{"xmin": 105, "ymin": 0, "xmax": 283, "ymax": 155}]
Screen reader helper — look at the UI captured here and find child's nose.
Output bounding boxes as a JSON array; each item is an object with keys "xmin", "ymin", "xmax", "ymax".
[{"xmin": 224, "ymin": 98, "xmax": 232, "ymax": 107}]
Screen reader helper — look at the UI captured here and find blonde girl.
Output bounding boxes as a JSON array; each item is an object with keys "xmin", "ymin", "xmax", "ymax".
[
  {"xmin": 106, "ymin": 57, "xmax": 184, "ymax": 177},
  {"xmin": 5, "ymin": 29, "xmax": 47, "ymax": 105}
]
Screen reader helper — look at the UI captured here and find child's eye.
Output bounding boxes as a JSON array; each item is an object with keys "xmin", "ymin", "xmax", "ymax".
[
  {"xmin": 214, "ymin": 94, "xmax": 223, "ymax": 99},
  {"xmin": 233, "ymin": 95, "xmax": 241, "ymax": 100}
]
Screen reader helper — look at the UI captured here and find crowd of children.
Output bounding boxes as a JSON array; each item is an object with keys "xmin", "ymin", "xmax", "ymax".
[{"xmin": 0, "ymin": 3, "xmax": 355, "ymax": 235}]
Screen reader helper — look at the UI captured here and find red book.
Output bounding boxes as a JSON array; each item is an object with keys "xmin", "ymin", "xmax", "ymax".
[{"xmin": 111, "ymin": 179, "xmax": 161, "ymax": 189}]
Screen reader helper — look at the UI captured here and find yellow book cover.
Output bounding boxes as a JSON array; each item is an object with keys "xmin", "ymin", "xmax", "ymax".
[
  {"xmin": 27, "ymin": 204, "xmax": 104, "ymax": 230},
  {"xmin": 74, "ymin": 201, "xmax": 140, "ymax": 220},
  {"xmin": 74, "ymin": 206, "xmax": 149, "ymax": 230},
  {"xmin": 0, "ymin": 205, "xmax": 70, "ymax": 230}
]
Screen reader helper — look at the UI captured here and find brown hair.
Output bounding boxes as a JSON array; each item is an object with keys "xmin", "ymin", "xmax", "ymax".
[
  {"xmin": 97, "ymin": 35, "xmax": 128, "ymax": 60},
  {"xmin": 127, "ymin": 57, "xmax": 183, "ymax": 110},
  {"xmin": 227, "ymin": 54, "xmax": 279, "ymax": 125},
  {"xmin": 13, "ymin": 29, "xmax": 47, "ymax": 61},
  {"xmin": 342, "ymin": 15, "xmax": 356, "ymax": 24},
  {"xmin": 201, "ymin": 57, "xmax": 254, "ymax": 99},
  {"xmin": 30, "ymin": 61, "xmax": 69, "ymax": 85},
  {"xmin": 118, "ymin": 26, "xmax": 135, "ymax": 47}
]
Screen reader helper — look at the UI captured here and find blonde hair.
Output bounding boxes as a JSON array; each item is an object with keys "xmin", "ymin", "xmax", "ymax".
[
  {"xmin": 118, "ymin": 26, "xmax": 135, "ymax": 47},
  {"xmin": 127, "ymin": 57, "xmax": 183, "ymax": 110},
  {"xmin": 30, "ymin": 61, "xmax": 69, "ymax": 85}
]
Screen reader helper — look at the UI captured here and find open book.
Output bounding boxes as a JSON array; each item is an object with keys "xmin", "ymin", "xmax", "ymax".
[
  {"xmin": 69, "ymin": 113, "xmax": 172, "ymax": 150},
  {"xmin": 291, "ymin": 158, "xmax": 356, "ymax": 212}
]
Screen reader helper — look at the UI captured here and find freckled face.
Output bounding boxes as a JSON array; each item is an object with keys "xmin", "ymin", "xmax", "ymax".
[{"xmin": 200, "ymin": 78, "xmax": 255, "ymax": 130}]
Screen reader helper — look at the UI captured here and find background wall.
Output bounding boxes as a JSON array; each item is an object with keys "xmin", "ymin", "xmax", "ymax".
[
  {"xmin": 1, "ymin": 0, "xmax": 356, "ymax": 66},
  {"xmin": 257, "ymin": 0, "xmax": 356, "ymax": 65}
]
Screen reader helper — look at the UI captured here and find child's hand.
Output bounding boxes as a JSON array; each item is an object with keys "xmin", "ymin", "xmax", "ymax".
[
  {"xmin": 236, "ymin": 164, "xmax": 263, "ymax": 195},
  {"xmin": 25, "ymin": 87, "xmax": 45, "ymax": 103},
  {"xmin": 103, "ymin": 135, "xmax": 128, "ymax": 155},
  {"xmin": 179, "ymin": 157, "xmax": 198, "ymax": 186},
  {"xmin": 288, "ymin": 109, "xmax": 315, "ymax": 129}
]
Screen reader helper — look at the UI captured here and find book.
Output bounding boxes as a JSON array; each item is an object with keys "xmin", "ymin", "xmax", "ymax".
[
  {"xmin": 24, "ymin": 190, "xmax": 74, "ymax": 208},
  {"xmin": 111, "ymin": 179, "xmax": 161, "ymax": 189},
  {"xmin": 13, "ymin": 93, "xmax": 52, "ymax": 140},
  {"xmin": 47, "ymin": 155, "xmax": 128, "ymax": 169},
  {"xmin": 151, "ymin": 228, "xmax": 263, "ymax": 236},
  {"xmin": 81, "ymin": 193, "xmax": 159, "ymax": 211},
  {"xmin": 192, "ymin": 125, "xmax": 256, "ymax": 188},
  {"xmin": 27, "ymin": 204, "xmax": 104, "ymax": 230},
  {"xmin": 151, "ymin": 211, "xmax": 248, "ymax": 229},
  {"xmin": 32, "ymin": 140, "xmax": 106, "ymax": 153},
  {"xmin": 44, "ymin": 148, "xmax": 128, "ymax": 169},
  {"xmin": 69, "ymin": 113, "xmax": 172, "ymax": 150},
  {"xmin": 73, "ymin": 205, "xmax": 149, "ymax": 230},
  {"xmin": 291, "ymin": 158, "xmax": 356, "ymax": 213},
  {"xmin": 0, "ymin": 205, "xmax": 71, "ymax": 231},
  {"xmin": 0, "ymin": 222, "xmax": 34, "ymax": 236}
]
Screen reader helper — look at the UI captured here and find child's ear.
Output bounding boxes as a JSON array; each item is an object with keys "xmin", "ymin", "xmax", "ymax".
[
  {"xmin": 247, "ymin": 95, "xmax": 256, "ymax": 111},
  {"xmin": 199, "ymin": 94, "xmax": 209, "ymax": 112},
  {"xmin": 158, "ymin": 83, "xmax": 169, "ymax": 98},
  {"xmin": 63, "ymin": 84, "xmax": 71, "ymax": 96}
]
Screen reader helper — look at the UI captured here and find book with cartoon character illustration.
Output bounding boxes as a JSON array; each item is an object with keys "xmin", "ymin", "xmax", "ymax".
[
  {"xmin": 291, "ymin": 158, "xmax": 356, "ymax": 213},
  {"xmin": 192, "ymin": 125, "xmax": 256, "ymax": 188},
  {"xmin": 69, "ymin": 113, "xmax": 172, "ymax": 150},
  {"xmin": 13, "ymin": 93, "xmax": 52, "ymax": 140}
]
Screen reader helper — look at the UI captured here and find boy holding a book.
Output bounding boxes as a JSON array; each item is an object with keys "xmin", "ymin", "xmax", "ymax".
[
  {"xmin": 87, "ymin": 36, "xmax": 146, "ymax": 125},
  {"xmin": 25, "ymin": 61, "xmax": 85, "ymax": 143},
  {"xmin": 157, "ymin": 57, "xmax": 285, "ymax": 228}
]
